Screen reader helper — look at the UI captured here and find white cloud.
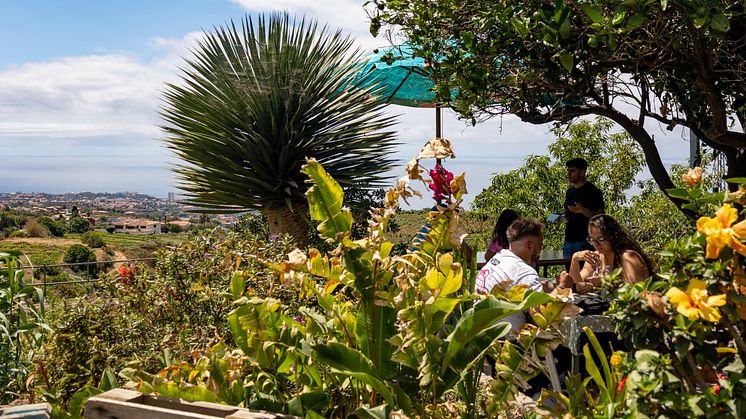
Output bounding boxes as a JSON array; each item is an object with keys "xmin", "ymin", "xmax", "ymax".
[{"xmin": 230, "ymin": 0, "xmax": 384, "ymax": 51}]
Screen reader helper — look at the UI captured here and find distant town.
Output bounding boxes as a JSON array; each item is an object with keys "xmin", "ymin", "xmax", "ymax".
[{"xmin": 0, "ymin": 191, "xmax": 241, "ymax": 234}]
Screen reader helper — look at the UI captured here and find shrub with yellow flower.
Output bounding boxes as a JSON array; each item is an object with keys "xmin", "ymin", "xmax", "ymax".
[
  {"xmin": 696, "ymin": 203, "xmax": 746, "ymax": 258},
  {"xmin": 665, "ymin": 279, "xmax": 727, "ymax": 322}
]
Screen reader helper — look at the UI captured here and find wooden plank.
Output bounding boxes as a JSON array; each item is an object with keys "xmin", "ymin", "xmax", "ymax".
[{"xmin": 84, "ymin": 390, "xmax": 298, "ymax": 419}]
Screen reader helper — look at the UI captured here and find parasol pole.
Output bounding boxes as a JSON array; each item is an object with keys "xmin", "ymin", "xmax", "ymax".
[{"xmin": 435, "ymin": 103, "xmax": 442, "ymax": 165}]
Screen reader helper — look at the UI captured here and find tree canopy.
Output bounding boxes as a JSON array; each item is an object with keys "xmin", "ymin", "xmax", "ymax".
[{"xmin": 370, "ymin": 0, "xmax": 746, "ymax": 215}]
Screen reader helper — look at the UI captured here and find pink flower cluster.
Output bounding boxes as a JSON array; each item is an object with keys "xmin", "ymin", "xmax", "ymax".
[{"xmin": 429, "ymin": 162, "xmax": 453, "ymax": 202}]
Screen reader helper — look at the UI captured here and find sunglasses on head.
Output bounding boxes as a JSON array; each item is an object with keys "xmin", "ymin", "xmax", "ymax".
[{"xmin": 587, "ymin": 236, "xmax": 607, "ymax": 244}]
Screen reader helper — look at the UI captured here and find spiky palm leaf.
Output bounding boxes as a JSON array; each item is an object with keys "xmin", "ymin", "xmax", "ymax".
[{"xmin": 161, "ymin": 13, "xmax": 398, "ymax": 243}]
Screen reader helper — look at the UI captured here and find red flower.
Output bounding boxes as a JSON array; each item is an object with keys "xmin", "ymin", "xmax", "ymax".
[
  {"xmin": 118, "ymin": 265, "xmax": 134, "ymax": 285},
  {"xmin": 712, "ymin": 383, "xmax": 721, "ymax": 394},
  {"xmin": 428, "ymin": 163, "xmax": 454, "ymax": 202},
  {"xmin": 616, "ymin": 375, "xmax": 627, "ymax": 394}
]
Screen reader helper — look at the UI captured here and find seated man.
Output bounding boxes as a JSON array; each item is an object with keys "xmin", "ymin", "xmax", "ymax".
[{"xmin": 475, "ymin": 217, "xmax": 550, "ymax": 337}]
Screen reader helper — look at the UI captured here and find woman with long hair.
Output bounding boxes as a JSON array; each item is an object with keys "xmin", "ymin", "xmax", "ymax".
[
  {"xmin": 484, "ymin": 209, "xmax": 520, "ymax": 261},
  {"xmin": 560, "ymin": 214, "xmax": 653, "ymax": 293}
]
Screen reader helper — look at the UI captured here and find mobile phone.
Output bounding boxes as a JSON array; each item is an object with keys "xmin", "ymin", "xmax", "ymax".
[{"xmin": 546, "ymin": 213, "xmax": 561, "ymax": 222}]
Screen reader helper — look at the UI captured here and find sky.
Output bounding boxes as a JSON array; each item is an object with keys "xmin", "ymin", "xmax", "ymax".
[{"xmin": 0, "ymin": 0, "xmax": 692, "ymax": 208}]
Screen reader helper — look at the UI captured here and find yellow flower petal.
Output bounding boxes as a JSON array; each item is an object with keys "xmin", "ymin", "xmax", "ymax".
[
  {"xmin": 686, "ymin": 278, "xmax": 707, "ymax": 293},
  {"xmin": 732, "ymin": 219, "xmax": 746, "ymax": 239},
  {"xmin": 715, "ymin": 204, "xmax": 738, "ymax": 229},
  {"xmin": 665, "ymin": 287, "xmax": 689, "ymax": 305},
  {"xmin": 705, "ymin": 231, "xmax": 731, "ymax": 259},
  {"xmin": 732, "ymin": 238, "xmax": 746, "ymax": 257},
  {"xmin": 678, "ymin": 302, "xmax": 703, "ymax": 320},
  {"xmin": 706, "ymin": 294, "xmax": 727, "ymax": 308},
  {"xmin": 697, "ymin": 216, "xmax": 719, "ymax": 235},
  {"xmin": 699, "ymin": 305, "xmax": 722, "ymax": 322}
]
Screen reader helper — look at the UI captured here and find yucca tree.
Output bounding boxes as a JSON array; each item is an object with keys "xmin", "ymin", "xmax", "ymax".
[{"xmin": 161, "ymin": 13, "xmax": 398, "ymax": 247}]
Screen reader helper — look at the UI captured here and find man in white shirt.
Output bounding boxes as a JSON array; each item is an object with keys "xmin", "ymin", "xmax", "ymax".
[{"xmin": 475, "ymin": 217, "xmax": 548, "ymax": 336}]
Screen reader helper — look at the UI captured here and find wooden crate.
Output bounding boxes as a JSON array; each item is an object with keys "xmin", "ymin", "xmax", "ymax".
[{"xmin": 84, "ymin": 389, "xmax": 298, "ymax": 419}]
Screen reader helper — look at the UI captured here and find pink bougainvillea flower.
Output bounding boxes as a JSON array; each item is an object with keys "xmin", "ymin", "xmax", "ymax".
[
  {"xmin": 666, "ymin": 278, "xmax": 727, "ymax": 322},
  {"xmin": 696, "ymin": 204, "xmax": 746, "ymax": 258},
  {"xmin": 428, "ymin": 162, "xmax": 453, "ymax": 202}
]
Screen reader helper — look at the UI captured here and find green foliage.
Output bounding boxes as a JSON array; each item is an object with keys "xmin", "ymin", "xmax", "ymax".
[
  {"xmin": 230, "ymin": 212, "xmax": 269, "ymax": 241},
  {"xmin": 370, "ymin": 0, "xmax": 746, "ymax": 209},
  {"xmin": 125, "ymin": 158, "xmax": 570, "ymax": 417},
  {"xmin": 24, "ymin": 219, "xmax": 49, "ymax": 238},
  {"xmin": 0, "ymin": 211, "xmax": 26, "ymax": 238},
  {"xmin": 38, "ymin": 231, "xmax": 296, "ymax": 409},
  {"xmin": 161, "ymin": 13, "xmax": 398, "ymax": 243},
  {"xmin": 66, "ymin": 216, "xmax": 91, "ymax": 234},
  {"xmin": 472, "ymin": 118, "xmax": 645, "ymax": 251},
  {"xmin": 80, "ymin": 232, "xmax": 105, "ymax": 248},
  {"xmin": 604, "ymin": 175, "xmax": 746, "ymax": 417},
  {"xmin": 0, "ymin": 253, "xmax": 48, "ymax": 404},
  {"xmin": 63, "ymin": 245, "xmax": 96, "ymax": 273},
  {"xmin": 38, "ymin": 217, "xmax": 66, "ymax": 238},
  {"xmin": 162, "ymin": 223, "xmax": 183, "ymax": 234}
]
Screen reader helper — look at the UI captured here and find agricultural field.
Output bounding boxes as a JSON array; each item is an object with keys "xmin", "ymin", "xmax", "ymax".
[{"xmin": 0, "ymin": 232, "xmax": 187, "ymax": 267}]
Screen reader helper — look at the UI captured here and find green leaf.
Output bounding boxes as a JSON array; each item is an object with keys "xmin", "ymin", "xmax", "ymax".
[
  {"xmin": 559, "ymin": 53, "xmax": 574, "ymax": 72},
  {"xmin": 558, "ymin": 17, "xmax": 571, "ymax": 39},
  {"xmin": 710, "ymin": 13, "xmax": 729, "ymax": 33},
  {"xmin": 302, "ymin": 158, "xmax": 353, "ymax": 242},
  {"xmin": 725, "ymin": 177, "xmax": 746, "ymax": 184},
  {"xmin": 612, "ymin": 11, "xmax": 626, "ymax": 26},
  {"xmin": 442, "ymin": 292, "xmax": 553, "ymax": 370},
  {"xmin": 179, "ymin": 384, "xmax": 218, "ymax": 402},
  {"xmin": 626, "ymin": 13, "xmax": 644, "ymax": 30},
  {"xmin": 229, "ymin": 271, "xmax": 245, "ymax": 299},
  {"xmin": 98, "ymin": 368, "xmax": 118, "ymax": 392},
  {"xmin": 580, "ymin": 5, "xmax": 604, "ymax": 23},
  {"xmin": 666, "ymin": 188, "xmax": 691, "ymax": 199},
  {"xmin": 312, "ymin": 343, "xmax": 397, "ymax": 407},
  {"xmin": 511, "ymin": 18, "xmax": 528, "ymax": 38},
  {"xmin": 287, "ymin": 391, "xmax": 329, "ymax": 416},
  {"xmin": 67, "ymin": 386, "xmax": 104, "ymax": 418},
  {"xmin": 350, "ymin": 404, "xmax": 392, "ymax": 419}
]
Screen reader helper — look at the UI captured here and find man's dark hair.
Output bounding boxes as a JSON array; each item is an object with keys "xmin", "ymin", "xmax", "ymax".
[
  {"xmin": 506, "ymin": 217, "xmax": 544, "ymax": 243},
  {"xmin": 566, "ymin": 158, "xmax": 588, "ymax": 170}
]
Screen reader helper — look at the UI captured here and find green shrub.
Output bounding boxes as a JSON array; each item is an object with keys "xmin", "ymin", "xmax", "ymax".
[
  {"xmin": 8, "ymin": 230, "xmax": 27, "ymax": 238},
  {"xmin": 67, "ymin": 216, "xmax": 91, "ymax": 234},
  {"xmin": 38, "ymin": 217, "xmax": 66, "ymax": 238},
  {"xmin": 0, "ymin": 254, "xmax": 47, "ymax": 404},
  {"xmin": 63, "ymin": 245, "xmax": 96, "ymax": 273},
  {"xmin": 39, "ymin": 287, "xmax": 159, "ymax": 402},
  {"xmin": 24, "ymin": 219, "xmax": 49, "ymax": 238},
  {"xmin": 80, "ymin": 232, "xmax": 105, "ymax": 248}
]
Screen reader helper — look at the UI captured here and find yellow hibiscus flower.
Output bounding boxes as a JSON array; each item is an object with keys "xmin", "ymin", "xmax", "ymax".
[
  {"xmin": 665, "ymin": 279, "xmax": 727, "ymax": 322},
  {"xmin": 696, "ymin": 204, "xmax": 746, "ymax": 258}
]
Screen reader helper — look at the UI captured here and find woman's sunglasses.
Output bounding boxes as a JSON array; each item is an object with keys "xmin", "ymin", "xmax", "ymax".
[{"xmin": 587, "ymin": 236, "xmax": 607, "ymax": 244}]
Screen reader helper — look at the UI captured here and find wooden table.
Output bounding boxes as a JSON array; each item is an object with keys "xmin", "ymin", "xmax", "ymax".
[{"xmin": 477, "ymin": 250, "xmax": 570, "ymax": 276}]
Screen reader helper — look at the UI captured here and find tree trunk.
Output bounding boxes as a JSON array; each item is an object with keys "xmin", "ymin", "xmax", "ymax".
[{"xmin": 265, "ymin": 204, "xmax": 309, "ymax": 249}]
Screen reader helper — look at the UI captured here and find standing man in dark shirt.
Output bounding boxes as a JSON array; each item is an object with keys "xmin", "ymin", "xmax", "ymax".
[{"xmin": 562, "ymin": 158, "xmax": 605, "ymax": 260}]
